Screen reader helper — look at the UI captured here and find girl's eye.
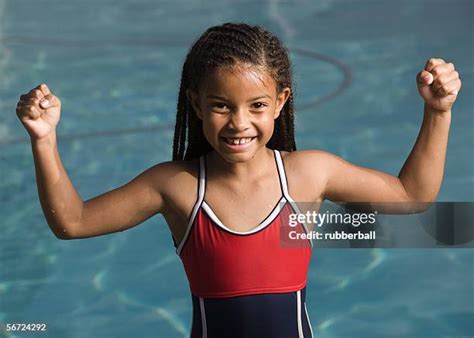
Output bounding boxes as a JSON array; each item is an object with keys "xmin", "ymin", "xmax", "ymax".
[
  {"xmin": 212, "ymin": 103, "xmax": 229, "ymax": 110},
  {"xmin": 252, "ymin": 102, "xmax": 267, "ymax": 109},
  {"xmin": 211, "ymin": 102, "xmax": 267, "ymax": 111}
]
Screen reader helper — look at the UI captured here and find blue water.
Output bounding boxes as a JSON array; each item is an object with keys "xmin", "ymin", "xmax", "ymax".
[{"xmin": 1, "ymin": 0, "xmax": 473, "ymax": 337}]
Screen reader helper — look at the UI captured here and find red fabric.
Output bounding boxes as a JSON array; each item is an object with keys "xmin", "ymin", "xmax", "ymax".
[{"xmin": 179, "ymin": 202, "xmax": 312, "ymax": 298}]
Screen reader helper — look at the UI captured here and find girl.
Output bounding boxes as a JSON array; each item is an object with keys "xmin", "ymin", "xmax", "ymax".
[{"xmin": 16, "ymin": 22, "xmax": 461, "ymax": 338}]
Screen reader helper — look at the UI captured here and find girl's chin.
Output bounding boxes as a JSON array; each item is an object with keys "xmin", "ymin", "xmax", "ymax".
[{"xmin": 214, "ymin": 142, "xmax": 269, "ymax": 163}]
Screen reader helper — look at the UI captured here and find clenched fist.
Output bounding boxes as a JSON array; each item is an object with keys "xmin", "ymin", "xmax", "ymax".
[
  {"xmin": 417, "ymin": 58, "xmax": 462, "ymax": 113},
  {"xmin": 16, "ymin": 83, "xmax": 61, "ymax": 141}
]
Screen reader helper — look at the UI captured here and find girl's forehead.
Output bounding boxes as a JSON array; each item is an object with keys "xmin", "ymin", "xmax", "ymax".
[{"xmin": 201, "ymin": 64, "xmax": 276, "ymax": 96}]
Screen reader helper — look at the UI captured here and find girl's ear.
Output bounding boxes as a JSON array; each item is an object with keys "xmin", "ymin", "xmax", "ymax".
[
  {"xmin": 274, "ymin": 87, "xmax": 291, "ymax": 119},
  {"xmin": 186, "ymin": 89, "xmax": 203, "ymax": 120}
]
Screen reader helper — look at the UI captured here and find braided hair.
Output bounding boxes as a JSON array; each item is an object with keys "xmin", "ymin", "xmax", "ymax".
[{"xmin": 172, "ymin": 22, "xmax": 297, "ymax": 161}]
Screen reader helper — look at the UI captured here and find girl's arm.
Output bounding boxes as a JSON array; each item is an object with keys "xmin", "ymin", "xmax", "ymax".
[
  {"xmin": 31, "ymin": 131, "xmax": 167, "ymax": 239},
  {"xmin": 310, "ymin": 58, "xmax": 461, "ymax": 209},
  {"xmin": 30, "ymin": 130, "xmax": 85, "ymax": 239},
  {"xmin": 398, "ymin": 104, "xmax": 450, "ymax": 202},
  {"xmin": 18, "ymin": 84, "xmax": 167, "ymax": 239}
]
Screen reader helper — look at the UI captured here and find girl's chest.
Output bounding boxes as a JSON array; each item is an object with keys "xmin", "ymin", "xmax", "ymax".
[{"xmin": 161, "ymin": 164, "xmax": 324, "ymax": 246}]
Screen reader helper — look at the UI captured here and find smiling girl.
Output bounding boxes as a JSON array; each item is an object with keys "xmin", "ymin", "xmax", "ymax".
[{"xmin": 16, "ymin": 22, "xmax": 461, "ymax": 338}]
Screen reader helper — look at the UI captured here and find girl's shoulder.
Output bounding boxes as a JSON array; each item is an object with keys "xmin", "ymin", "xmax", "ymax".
[
  {"xmin": 147, "ymin": 158, "xmax": 198, "ymax": 180},
  {"xmin": 146, "ymin": 158, "xmax": 199, "ymax": 201},
  {"xmin": 279, "ymin": 149, "xmax": 332, "ymax": 202},
  {"xmin": 280, "ymin": 148, "xmax": 332, "ymax": 173}
]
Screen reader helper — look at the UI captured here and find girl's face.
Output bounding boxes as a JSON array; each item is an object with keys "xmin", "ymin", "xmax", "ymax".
[{"xmin": 186, "ymin": 63, "xmax": 291, "ymax": 163}]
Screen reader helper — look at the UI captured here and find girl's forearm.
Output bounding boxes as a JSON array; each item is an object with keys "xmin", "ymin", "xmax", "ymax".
[
  {"xmin": 31, "ymin": 130, "xmax": 83, "ymax": 238},
  {"xmin": 398, "ymin": 104, "xmax": 451, "ymax": 202}
]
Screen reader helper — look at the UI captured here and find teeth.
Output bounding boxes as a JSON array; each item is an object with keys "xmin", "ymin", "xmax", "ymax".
[{"xmin": 225, "ymin": 137, "xmax": 253, "ymax": 145}]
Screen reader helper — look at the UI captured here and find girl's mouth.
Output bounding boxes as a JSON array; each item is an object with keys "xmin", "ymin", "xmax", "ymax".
[{"xmin": 221, "ymin": 136, "xmax": 257, "ymax": 150}]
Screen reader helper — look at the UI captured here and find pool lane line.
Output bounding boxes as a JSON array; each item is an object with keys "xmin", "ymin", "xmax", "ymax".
[
  {"xmin": 291, "ymin": 47, "xmax": 352, "ymax": 110},
  {"xmin": 0, "ymin": 123, "xmax": 176, "ymax": 145},
  {"xmin": 1, "ymin": 37, "xmax": 351, "ymax": 145}
]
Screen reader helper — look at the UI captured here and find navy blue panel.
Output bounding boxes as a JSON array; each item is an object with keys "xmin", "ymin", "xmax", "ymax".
[
  {"xmin": 190, "ymin": 294, "xmax": 203, "ymax": 338},
  {"xmin": 189, "ymin": 288, "xmax": 312, "ymax": 338}
]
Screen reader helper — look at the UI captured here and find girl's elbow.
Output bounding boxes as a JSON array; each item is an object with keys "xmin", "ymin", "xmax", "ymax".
[
  {"xmin": 404, "ymin": 192, "xmax": 436, "ymax": 213},
  {"xmin": 50, "ymin": 223, "xmax": 76, "ymax": 240}
]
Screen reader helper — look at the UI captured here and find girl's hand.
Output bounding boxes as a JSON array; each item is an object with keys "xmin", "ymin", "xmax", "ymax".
[
  {"xmin": 16, "ymin": 83, "xmax": 61, "ymax": 141},
  {"xmin": 416, "ymin": 58, "xmax": 462, "ymax": 113}
]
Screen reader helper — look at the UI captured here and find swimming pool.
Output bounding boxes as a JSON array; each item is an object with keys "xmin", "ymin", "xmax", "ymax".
[{"xmin": 1, "ymin": 0, "xmax": 473, "ymax": 337}]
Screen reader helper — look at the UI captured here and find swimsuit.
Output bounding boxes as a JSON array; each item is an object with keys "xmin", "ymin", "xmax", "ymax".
[{"xmin": 174, "ymin": 149, "xmax": 314, "ymax": 338}]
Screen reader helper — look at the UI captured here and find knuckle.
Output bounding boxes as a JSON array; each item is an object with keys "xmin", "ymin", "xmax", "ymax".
[
  {"xmin": 453, "ymin": 71, "xmax": 459, "ymax": 78},
  {"xmin": 28, "ymin": 106, "xmax": 38, "ymax": 116},
  {"xmin": 436, "ymin": 76, "xmax": 446, "ymax": 85}
]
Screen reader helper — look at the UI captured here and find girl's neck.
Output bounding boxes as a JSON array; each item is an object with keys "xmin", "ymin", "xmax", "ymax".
[{"xmin": 206, "ymin": 147, "xmax": 274, "ymax": 180}]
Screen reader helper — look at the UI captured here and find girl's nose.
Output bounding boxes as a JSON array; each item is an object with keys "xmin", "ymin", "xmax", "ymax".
[{"xmin": 229, "ymin": 109, "xmax": 250, "ymax": 131}]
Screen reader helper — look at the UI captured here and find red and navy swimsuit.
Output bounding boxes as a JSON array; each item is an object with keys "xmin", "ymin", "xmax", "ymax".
[{"xmin": 174, "ymin": 149, "xmax": 314, "ymax": 338}]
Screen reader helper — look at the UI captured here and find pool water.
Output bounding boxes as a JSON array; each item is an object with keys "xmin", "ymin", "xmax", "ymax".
[{"xmin": 1, "ymin": 0, "xmax": 473, "ymax": 337}]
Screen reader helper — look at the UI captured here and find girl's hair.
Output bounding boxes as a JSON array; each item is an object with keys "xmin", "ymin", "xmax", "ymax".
[{"xmin": 172, "ymin": 22, "xmax": 297, "ymax": 161}]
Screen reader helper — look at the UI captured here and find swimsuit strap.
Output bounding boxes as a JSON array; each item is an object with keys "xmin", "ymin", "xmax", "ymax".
[
  {"xmin": 274, "ymin": 150, "xmax": 314, "ymax": 248},
  {"xmin": 198, "ymin": 155, "xmax": 206, "ymax": 201},
  {"xmin": 175, "ymin": 155, "xmax": 206, "ymax": 255},
  {"xmin": 274, "ymin": 149, "xmax": 293, "ymax": 203}
]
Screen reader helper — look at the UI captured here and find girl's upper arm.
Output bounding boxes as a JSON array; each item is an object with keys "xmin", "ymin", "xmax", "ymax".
[
  {"xmin": 306, "ymin": 150, "xmax": 412, "ymax": 204},
  {"xmin": 63, "ymin": 161, "xmax": 176, "ymax": 239}
]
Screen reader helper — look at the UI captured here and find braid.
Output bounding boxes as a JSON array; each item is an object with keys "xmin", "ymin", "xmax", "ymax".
[
  {"xmin": 172, "ymin": 22, "xmax": 297, "ymax": 160},
  {"xmin": 172, "ymin": 74, "xmax": 187, "ymax": 160}
]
